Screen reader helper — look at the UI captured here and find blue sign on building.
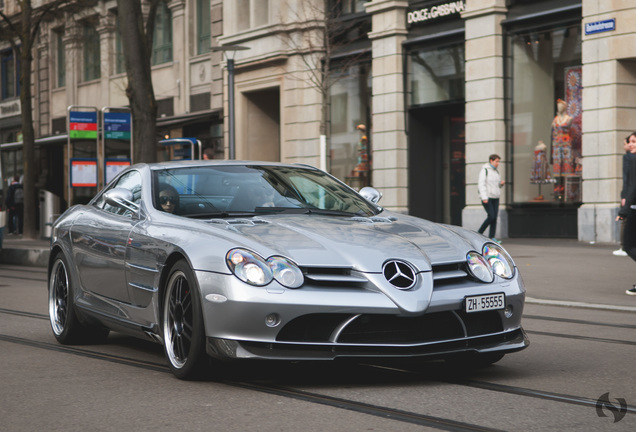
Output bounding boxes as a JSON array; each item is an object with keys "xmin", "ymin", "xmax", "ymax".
[{"xmin": 585, "ymin": 19, "xmax": 616, "ymax": 35}]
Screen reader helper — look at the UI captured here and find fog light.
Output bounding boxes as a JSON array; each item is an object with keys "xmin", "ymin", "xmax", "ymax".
[
  {"xmin": 265, "ymin": 313, "xmax": 281, "ymax": 327},
  {"xmin": 504, "ymin": 305, "xmax": 513, "ymax": 318}
]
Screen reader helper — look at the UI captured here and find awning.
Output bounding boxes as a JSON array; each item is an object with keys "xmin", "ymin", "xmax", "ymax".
[
  {"xmin": 156, "ymin": 109, "xmax": 221, "ymax": 129},
  {"xmin": 0, "ymin": 133, "xmax": 68, "ymax": 150}
]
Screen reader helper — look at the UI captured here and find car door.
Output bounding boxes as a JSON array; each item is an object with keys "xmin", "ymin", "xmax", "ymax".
[{"xmin": 70, "ymin": 171, "xmax": 143, "ymax": 303}]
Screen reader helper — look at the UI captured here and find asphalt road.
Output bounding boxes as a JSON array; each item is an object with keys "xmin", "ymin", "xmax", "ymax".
[{"xmin": 1, "ymin": 239, "xmax": 635, "ymax": 431}]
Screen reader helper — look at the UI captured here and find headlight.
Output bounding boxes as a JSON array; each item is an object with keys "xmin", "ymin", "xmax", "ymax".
[
  {"xmin": 226, "ymin": 249, "xmax": 304, "ymax": 288},
  {"xmin": 226, "ymin": 249, "xmax": 273, "ymax": 286},
  {"xmin": 466, "ymin": 251, "xmax": 494, "ymax": 283},
  {"xmin": 267, "ymin": 256, "xmax": 304, "ymax": 288},
  {"xmin": 483, "ymin": 243, "xmax": 515, "ymax": 279}
]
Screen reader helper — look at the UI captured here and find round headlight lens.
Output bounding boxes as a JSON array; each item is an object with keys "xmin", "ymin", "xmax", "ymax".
[
  {"xmin": 466, "ymin": 251, "xmax": 494, "ymax": 283},
  {"xmin": 226, "ymin": 249, "xmax": 273, "ymax": 286},
  {"xmin": 483, "ymin": 243, "xmax": 515, "ymax": 279},
  {"xmin": 268, "ymin": 256, "xmax": 304, "ymax": 288}
]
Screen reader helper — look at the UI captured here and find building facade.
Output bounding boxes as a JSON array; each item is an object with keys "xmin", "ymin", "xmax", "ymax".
[
  {"xmin": 1, "ymin": 0, "xmax": 635, "ymax": 243},
  {"xmin": 0, "ymin": 0, "xmax": 226, "ymax": 204},
  {"xmin": 218, "ymin": 0, "xmax": 634, "ymax": 242}
]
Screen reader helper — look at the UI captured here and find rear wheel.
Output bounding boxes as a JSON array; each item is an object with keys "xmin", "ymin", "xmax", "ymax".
[
  {"xmin": 162, "ymin": 260, "xmax": 208, "ymax": 380},
  {"xmin": 48, "ymin": 252, "xmax": 109, "ymax": 344}
]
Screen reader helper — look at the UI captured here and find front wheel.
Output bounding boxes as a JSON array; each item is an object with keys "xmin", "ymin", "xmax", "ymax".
[
  {"xmin": 162, "ymin": 260, "xmax": 208, "ymax": 380},
  {"xmin": 48, "ymin": 252, "xmax": 109, "ymax": 344}
]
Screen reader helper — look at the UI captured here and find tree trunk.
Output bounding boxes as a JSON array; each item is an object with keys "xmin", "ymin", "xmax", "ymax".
[
  {"xmin": 116, "ymin": 0, "xmax": 158, "ymax": 163},
  {"xmin": 19, "ymin": 0, "xmax": 37, "ymax": 239}
]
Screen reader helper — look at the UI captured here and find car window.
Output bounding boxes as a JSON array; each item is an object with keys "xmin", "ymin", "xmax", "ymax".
[
  {"xmin": 97, "ymin": 170, "xmax": 142, "ymax": 217},
  {"xmin": 152, "ymin": 165, "xmax": 379, "ymax": 217}
]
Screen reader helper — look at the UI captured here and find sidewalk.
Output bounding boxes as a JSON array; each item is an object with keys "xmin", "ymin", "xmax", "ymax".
[
  {"xmin": 1, "ymin": 234, "xmax": 634, "ymax": 312},
  {"xmin": 0, "ymin": 232, "xmax": 50, "ymax": 267}
]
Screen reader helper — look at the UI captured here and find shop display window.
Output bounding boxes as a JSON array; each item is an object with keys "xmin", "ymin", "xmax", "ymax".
[
  {"xmin": 508, "ymin": 24, "xmax": 582, "ymax": 203},
  {"xmin": 329, "ymin": 61, "xmax": 372, "ymax": 189}
]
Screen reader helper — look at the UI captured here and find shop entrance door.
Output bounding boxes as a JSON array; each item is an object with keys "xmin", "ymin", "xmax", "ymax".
[{"xmin": 408, "ymin": 103, "xmax": 465, "ymax": 225}]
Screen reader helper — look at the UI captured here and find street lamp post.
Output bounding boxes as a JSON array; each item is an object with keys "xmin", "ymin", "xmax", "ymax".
[{"xmin": 212, "ymin": 45, "xmax": 250, "ymax": 160}]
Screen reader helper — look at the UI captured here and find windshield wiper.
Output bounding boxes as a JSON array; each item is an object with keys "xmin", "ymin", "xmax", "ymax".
[
  {"xmin": 254, "ymin": 207, "xmax": 307, "ymax": 214},
  {"xmin": 253, "ymin": 206, "xmax": 357, "ymax": 216},
  {"xmin": 182, "ymin": 211, "xmax": 258, "ymax": 219}
]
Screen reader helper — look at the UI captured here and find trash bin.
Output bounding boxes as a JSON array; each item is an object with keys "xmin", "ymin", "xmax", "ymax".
[{"xmin": 40, "ymin": 190, "xmax": 61, "ymax": 239}]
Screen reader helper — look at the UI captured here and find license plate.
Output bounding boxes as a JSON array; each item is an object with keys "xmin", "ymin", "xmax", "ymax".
[{"xmin": 465, "ymin": 293, "xmax": 505, "ymax": 313}]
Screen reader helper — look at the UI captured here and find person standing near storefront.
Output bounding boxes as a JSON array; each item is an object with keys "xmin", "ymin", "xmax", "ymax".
[
  {"xmin": 614, "ymin": 134, "xmax": 636, "ymax": 256},
  {"xmin": 617, "ymin": 138, "xmax": 636, "ymax": 295},
  {"xmin": 5, "ymin": 176, "xmax": 24, "ymax": 235},
  {"xmin": 477, "ymin": 154, "xmax": 505, "ymax": 242}
]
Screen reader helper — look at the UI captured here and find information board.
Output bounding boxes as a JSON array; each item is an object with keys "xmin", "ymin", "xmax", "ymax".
[
  {"xmin": 104, "ymin": 112, "xmax": 132, "ymax": 140},
  {"xmin": 70, "ymin": 159, "xmax": 98, "ymax": 187},
  {"xmin": 105, "ymin": 159, "xmax": 131, "ymax": 184},
  {"xmin": 69, "ymin": 111, "xmax": 98, "ymax": 139}
]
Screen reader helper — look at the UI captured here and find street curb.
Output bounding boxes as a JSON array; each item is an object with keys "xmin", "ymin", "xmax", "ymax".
[
  {"xmin": 526, "ymin": 297, "xmax": 636, "ymax": 313},
  {"xmin": 0, "ymin": 248, "xmax": 49, "ymax": 267}
]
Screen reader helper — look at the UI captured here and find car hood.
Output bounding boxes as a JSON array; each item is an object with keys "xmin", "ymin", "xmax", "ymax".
[{"xmin": 195, "ymin": 212, "xmax": 481, "ymax": 273}]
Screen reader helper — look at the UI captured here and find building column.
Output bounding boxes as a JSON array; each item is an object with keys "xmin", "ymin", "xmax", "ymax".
[
  {"xmin": 35, "ymin": 28, "xmax": 50, "ymax": 137},
  {"xmin": 365, "ymin": 0, "xmax": 408, "ymax": 212},
  {"xmin": 97, "ymin": 14, "xmax": 115, "ymax": 106},
  {"xmin": 63, "ymin": 20, "xmax": 80, "ymax": 107},
  {"xmin": 461, "ymin": 0, "xmax": 508, "ymax": 237},
  {"xmin": 578, "ymin": 1, "xmax": 636, "ymax": 243},
  {"xmin": 168, "ymin": 0, "xmax": 187, "ymax": 114}
]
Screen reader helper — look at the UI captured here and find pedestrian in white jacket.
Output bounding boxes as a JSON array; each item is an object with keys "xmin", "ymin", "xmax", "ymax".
[{"xmin": 477, "ymin": 154, "xmax": 505, "ymax": 242}]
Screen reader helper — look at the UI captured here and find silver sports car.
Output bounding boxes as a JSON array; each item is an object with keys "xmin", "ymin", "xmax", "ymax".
[{"xmin": 49, "ymin": 161, "xmax": 528, "ymax": 379}]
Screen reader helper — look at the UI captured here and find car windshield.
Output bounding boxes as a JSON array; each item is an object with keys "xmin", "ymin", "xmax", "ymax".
[{"xmin": 152, "ymin": 165, "xmax": 380, "ymax": 218}]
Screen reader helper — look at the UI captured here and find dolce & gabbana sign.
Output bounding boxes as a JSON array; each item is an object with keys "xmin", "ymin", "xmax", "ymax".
[
  {"xmin": 408, "ymin": 1, "xmax": 466, "ymax": 25},
  {"xmin": 0, "ymin": 99, "xmax": 21, "ymax": 118}
]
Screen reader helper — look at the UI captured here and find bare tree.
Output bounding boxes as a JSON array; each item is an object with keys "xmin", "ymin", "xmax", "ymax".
[
  {"xmin": 116, "ymin": 0, "xmax": 159, "ymax": 163},
  {"xmin": 279, "ymin": 0, "xmax": 370, "ymax": 168},
  {"xmin": 0, "ymin": 0, "xmax": 83, "ymax": 239}
]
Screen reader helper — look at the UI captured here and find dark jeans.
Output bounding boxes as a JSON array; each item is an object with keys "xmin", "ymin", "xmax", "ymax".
[
  {"xmin": 8, "ymin": 205, "xmax": 23, "ymax": 234},
  {"xmin": 478, "ymin": 198, "xmax": 499, "ymax": 239},
  {"xmin": 624, "ymin": 210, "xmax": 636, "ymax": 262}
]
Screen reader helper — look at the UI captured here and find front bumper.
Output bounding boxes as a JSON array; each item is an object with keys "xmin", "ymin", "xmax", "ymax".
[{"xmin": 206, "ymin": 327, "xmax": 529, "ymax": 360}]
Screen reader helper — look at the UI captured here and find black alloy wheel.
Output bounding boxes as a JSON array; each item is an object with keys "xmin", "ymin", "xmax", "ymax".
[{"xmin": 162, "ymin": 260, "xmax": 208, "ymax": 379}]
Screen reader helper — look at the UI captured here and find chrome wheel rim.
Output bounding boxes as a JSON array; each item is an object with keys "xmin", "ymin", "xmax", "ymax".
[
  {"xmin": 49, "ymin": 259, "xmax": 69, "ymax": 336},
  {"xmin": 163, "ymin": 270, "xmax": 193, "ymax": 369}
]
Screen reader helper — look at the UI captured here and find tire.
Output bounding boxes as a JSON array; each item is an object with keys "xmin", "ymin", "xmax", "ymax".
[
  {"xmin": 162, "ymin": 259, "xmax": 209, "ymax": 380},
  {"xmin": 48, "ymin": 252, "xmax": 109, "ymax": 344}
]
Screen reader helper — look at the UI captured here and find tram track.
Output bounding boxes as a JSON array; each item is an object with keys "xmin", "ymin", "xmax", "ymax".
[
  {"xmin": 1, "ymin": 305, "xmax": 635, "ymax": 430},
  {"xmin": 2, "ymin": 330, "xmax": 635, "ymax": 430}
]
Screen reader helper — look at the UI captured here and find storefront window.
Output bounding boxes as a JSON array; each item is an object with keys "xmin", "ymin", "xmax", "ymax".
[
  {"xmin": 509, "ymin": 24, "xmax": 582, "ymax": 203},
  {"xmin": 408, "ymin": 43, "xmax": 464, "ymax": 106},
  {"xmin": 329, "ymin": 61, "xmax": 371, "ymax": 189}
]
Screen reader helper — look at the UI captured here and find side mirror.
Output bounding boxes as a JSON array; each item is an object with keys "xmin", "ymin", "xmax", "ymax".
[
  {"xmin": 104, "ymin": 188, "xmax": 138, "ymax": 213},
  {"xmin": 359, "ymin": 186, "xmax": 382, "ymax": 204}
]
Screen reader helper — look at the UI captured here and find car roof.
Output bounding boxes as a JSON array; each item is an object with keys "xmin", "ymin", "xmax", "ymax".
[{"xmin": 144, "ymin": 160, "xmax": 319, "ymax": 171}]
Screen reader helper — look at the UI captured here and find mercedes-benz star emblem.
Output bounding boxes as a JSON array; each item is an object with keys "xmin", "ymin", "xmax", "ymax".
[{"xmin": 383, "ymin": 260, "xmax": 416, "ymax": 290}]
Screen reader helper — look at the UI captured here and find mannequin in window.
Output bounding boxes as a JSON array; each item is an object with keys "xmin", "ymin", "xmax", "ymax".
[
  {"xmin": 531, "ymin": 140, "xmax": 550, "ymax": 200},
  {"xmin": 551, "ymin": 98, "xmax": 573, "ymax": 196}
]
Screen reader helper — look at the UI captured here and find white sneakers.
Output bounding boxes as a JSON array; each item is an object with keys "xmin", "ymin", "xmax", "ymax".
[{"xmin": 613, "ymin": 248, "xmax": 628, "ymax": 256}]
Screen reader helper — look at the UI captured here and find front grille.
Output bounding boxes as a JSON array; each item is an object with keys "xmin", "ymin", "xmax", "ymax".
[
  {"xmin": 276, "ymin": 310, "xmax": 504, "ymax": 344},
  {"xmin": 302, "ymin": 266, "xmax": 368, "ymax": 286},
  {"xmin": 432, "ymin": 262, "xmax": 470, "ymax": 287},
  {"xmin": 337, "ymin": 312, "xmax": 463, "ymax": 344}
]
